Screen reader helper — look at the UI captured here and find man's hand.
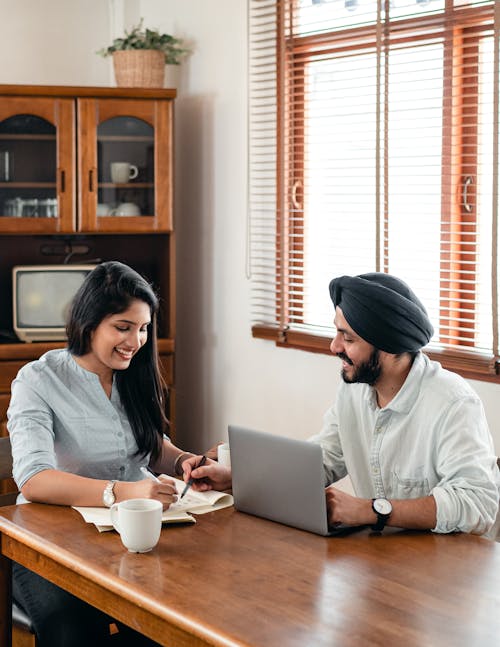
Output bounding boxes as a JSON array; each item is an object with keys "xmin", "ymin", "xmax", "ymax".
[
  {"xmin": 325, "ymin": 485, "xmax": 375, "ymax": 527},
  {"xmin": 181, "ymin": 455, "xmax": 232, "ymax": 492}
]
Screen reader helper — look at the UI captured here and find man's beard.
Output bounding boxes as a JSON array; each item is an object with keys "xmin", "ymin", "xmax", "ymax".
[{"xmin": 338, "ymin": 348, "xmax": 381, "ymax": 386}]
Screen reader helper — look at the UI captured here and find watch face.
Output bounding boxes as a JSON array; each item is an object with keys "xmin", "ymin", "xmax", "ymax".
[
  {"xmin": 103, "ymin": 482, "xmax": 116, "ymax": 507},
  {"xmin": 374, "ymin": 498, "xmax": 392, "ymax": 515}
]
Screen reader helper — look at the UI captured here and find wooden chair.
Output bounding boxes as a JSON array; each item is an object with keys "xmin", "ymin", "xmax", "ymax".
[{"xmin": 0, "ymin": 436, "xmax": 38, "ymax": 647}]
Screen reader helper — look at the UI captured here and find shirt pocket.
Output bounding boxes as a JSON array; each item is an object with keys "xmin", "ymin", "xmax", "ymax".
[{"xmin": 391, "ymin": 471, "xmax": 430, "ymax": 499}]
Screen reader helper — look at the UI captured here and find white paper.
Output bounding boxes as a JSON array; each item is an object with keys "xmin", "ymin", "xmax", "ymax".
[{"xmin": 169, "ymin": 478, "xmax": 234, "ymax": 514}]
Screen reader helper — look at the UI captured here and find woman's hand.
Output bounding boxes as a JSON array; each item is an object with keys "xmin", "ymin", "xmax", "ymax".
[
  {"xmin": 181, "ymin": 455, "xmax": 232, "ymax": 492},
  {"xmin": 116, "ymin": 476, "xmax": 178, "ymax": 510}
]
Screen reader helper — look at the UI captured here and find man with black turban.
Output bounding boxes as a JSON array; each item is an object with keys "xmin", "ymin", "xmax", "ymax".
[{"xmin": 309, "ymin": 272, "xmax": 499, "ymax": 538}]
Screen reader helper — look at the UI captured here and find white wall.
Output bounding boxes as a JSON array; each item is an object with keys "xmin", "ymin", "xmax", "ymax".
[
  {"xmin": 1, "ymin": 0, "xmax": 499, "ymax": 454},
  {"xmin": 0, "ymin": 0, "xmax": 111, "ymax": 86}
]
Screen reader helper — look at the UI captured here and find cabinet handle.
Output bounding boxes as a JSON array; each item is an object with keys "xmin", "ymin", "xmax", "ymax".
[
  {"xmin": 89, "ymin": 168, "xmax": 95, "ymax": 192},
  {"xmin": 59, "ymin": 169, "xmax": 66, "ymax": 193}
]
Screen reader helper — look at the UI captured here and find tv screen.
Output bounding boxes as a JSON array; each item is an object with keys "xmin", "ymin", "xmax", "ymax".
[{"xmin": 13, "ymin": 265, "xmax": 96, "ymax": 342}]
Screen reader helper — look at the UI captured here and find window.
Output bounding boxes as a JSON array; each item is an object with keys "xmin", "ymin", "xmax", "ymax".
[{"xmin": 249, "ymin": 0, "xmax": 500, "ymax": 382}]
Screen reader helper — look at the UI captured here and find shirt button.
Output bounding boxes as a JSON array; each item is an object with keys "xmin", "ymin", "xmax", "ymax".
[
  {"xmin": 117, "ymin": 431, "xmax": 123, "ymax": 438},
  {"xmin": 120, "ymin": 450, "xmax": 126, "ymax": 457},
  {"xmin": 119, "ymin": 466, "xmax": 125, "ymax": 472}
]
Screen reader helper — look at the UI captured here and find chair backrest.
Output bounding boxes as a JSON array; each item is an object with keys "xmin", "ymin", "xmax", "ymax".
[{"xmin": 0, "ymin": 435, "xmax": 18, "ymax": 506}]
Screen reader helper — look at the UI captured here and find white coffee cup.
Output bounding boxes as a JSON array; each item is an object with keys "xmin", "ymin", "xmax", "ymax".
[
  {"xmin": 97, "ymin": 202, "xmax": 111, "ymax": 216},
  {"xmin": 110, "ymin": 162, "xmax": 139, "ymax": 184},
  {"xmin": 217, "ymin": 443, "xmax": 231, "ymax": 468},
  {"xmin": 111, "ymin": 202, "xmax": 141, "ymax": 216},
  {"xmin": 110, "ymin": 498, "xmax": 162, "ymax": 553}
]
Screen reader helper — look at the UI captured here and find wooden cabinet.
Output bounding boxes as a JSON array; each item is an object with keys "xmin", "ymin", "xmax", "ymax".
[
  {"xmin": 0, "ymin": 86, "xmax": 177, "ymax": 484},
  {"xmin": 0, "ymin": 85, "xmax": 174, "ymax": 234}
]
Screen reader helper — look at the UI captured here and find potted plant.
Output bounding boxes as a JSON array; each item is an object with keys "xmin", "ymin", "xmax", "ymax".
[{"xmin": 98, "ymin": 19, "xmax": 187, "ymax": 88}]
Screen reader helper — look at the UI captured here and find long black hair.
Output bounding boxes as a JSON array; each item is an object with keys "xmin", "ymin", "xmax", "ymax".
[{"xmin": 66, "ymin": 261, "xmax": 167, "ymax": 460}]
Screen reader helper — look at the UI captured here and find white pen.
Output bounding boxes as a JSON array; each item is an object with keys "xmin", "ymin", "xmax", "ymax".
[{"xmin": 140, "ymin": 466, "xmax": 160, "ymax": 482}]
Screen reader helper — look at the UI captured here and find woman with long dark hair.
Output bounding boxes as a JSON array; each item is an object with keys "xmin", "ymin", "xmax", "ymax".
[{"xmin": 7, "ymin": 261, "xmax": 230, "ymax": 647}]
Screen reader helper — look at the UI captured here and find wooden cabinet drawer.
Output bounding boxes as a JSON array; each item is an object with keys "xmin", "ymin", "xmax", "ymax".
[
  {"xmin": 159, "ymin": 354, "xmax": 174, "ymax": 386},
  {"xmin": 1, "ymin": 393, "xmax": 11, "ymax": 439},
  {"xmin": 0, "ymin": 393, "xmax": 9, "ymax": 420},
  {"xmin": 0, "ymin": 361, "xmax": 24, "ymax": 394}
]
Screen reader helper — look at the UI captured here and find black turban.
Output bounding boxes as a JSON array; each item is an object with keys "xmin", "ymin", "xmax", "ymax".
[{"xmin": 329, "ymin": 273, "xmax": 434, "ymax": 353}]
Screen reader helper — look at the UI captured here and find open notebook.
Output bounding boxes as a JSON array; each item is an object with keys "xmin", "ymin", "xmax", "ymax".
[{"xmin": 74, "ymin": 477, "xmax": 233, "ymax": 532}]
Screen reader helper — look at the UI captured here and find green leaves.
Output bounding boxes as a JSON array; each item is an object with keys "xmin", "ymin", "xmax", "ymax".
[{"xmin": 97, "ymin": 19, "xmax": 188, "ymax": 65}]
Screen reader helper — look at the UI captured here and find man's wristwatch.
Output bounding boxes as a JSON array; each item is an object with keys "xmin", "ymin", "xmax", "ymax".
[
  {"xmin": 103, "ymin": 480, "xmax": 118, "ymax": 507},
  {"xmin": 371, "ymin": 497, "xmax": 392, "ymax": 532}
]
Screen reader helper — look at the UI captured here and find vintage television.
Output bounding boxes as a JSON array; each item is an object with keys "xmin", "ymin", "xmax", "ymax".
[{"xmin": 12, "ymin": 264, "xmax": 96, "ymax": 342}]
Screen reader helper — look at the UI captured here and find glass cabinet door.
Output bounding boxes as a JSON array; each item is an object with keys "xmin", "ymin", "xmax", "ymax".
[
  {"xmin": 0, "ymin": 98, "xmax": 74, "ymax": 233},
  {"xmin": 98, "ymin": 116, "xmax": 155, "ymax": 217},
  {"xmin": 78, "ymin": 98, "xmax": 173, "ymax": 233}
]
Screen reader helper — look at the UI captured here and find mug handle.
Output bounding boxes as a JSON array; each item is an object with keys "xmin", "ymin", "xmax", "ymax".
[{"xmin": 129, "ymin": 165, "xmax": 139, "ymax": 180}]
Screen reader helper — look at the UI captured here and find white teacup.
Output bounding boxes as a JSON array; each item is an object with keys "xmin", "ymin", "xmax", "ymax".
[
  {"xmin": 97, "ymin": 202, "xmax": 111, "ymax": 216},
  {"xmin": 110, "ymin": 202, "xmax": 141, "ymax": 216},
  {"xmin": 217, "ymin": 443, "xmax": 231, "ymax": 468},
  {"xmin": 110, "ymin": 498, "xmax": 162, "ymax": 553},
  {"xmin": 110, "ymin": 162, "xmax": 139, "ymax": 184}
]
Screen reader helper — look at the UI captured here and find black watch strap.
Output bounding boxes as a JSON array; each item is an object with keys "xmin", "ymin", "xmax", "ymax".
[
  {"xmin": 371, "ymin": 513, "xmax": 387, "ymax": 532},
  {"xmin": 371, "ymin": 498, "xmax": 392, "ymax": 532}
]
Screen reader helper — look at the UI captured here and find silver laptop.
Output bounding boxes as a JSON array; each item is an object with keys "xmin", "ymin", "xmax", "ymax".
[{"xmin": 228, "ymin": 425, "xmax": 362, "ymax": 536}]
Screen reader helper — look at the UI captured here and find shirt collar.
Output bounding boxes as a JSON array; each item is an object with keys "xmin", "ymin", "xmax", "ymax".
[{"xmin": 366, "ymin": 351, "xmax": 427, "ymax": 414}]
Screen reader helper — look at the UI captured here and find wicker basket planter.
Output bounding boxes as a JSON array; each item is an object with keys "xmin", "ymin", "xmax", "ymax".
[{"xmin": 113, "ymin": 50, "xmax": 165, "ymax": 88}]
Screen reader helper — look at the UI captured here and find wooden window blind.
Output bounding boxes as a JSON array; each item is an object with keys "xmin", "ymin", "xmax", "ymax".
[{"xmin": 248, "ymin": 0, "xmax": 500, "ymax": 382}]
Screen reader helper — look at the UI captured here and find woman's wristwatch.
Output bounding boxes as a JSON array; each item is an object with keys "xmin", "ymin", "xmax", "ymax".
[{"xmin": 103, "ymin": 480, "xmax": 118, "ymax": 507}]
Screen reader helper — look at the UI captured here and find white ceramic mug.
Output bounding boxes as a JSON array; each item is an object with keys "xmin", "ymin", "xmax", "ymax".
[
  {"xmin": 217, "ymin": 443, "xmax": 231, "ymax": 468},
  {"xmin": 110, "ymin": 162, "xmax": 139, "ymax": 184},
  {"xmin": 110, "ymin": 202, "xmax": 141, "ymax": 216},
  {"xmin": 110, "ymin": 498, "xmax": 162, "ymax": 553},
  {"xmin": 97, "ymin": 202, "xmax": 111, "ymax": 216}
]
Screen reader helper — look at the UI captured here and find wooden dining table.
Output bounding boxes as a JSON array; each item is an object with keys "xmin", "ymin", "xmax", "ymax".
[{"xmin": 1, "ymin": 502, "xmax": 500, "ymax": 646}]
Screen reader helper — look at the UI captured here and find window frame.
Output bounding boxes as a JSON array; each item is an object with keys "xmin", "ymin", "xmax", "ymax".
[{"xmin": 250, "ymin": 0, "xmax": 500, "ymax": 384}]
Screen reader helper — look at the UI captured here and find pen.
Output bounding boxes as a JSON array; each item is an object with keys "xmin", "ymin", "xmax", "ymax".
[
  {"xmin": 180, "ymin": 455, "xmax": 207, "ymax": 499},
  {"xmin": 140, "ymin": 466, "xmax": 160, "ymax": 482}
]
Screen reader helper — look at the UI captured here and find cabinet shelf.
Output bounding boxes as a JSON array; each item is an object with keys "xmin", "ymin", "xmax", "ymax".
[
  {"xmin": 99, "ymin": 182, "xmax": 154, "ymax": 189},
  {"xmin": 0, "ymin": 182, "xmax": 56, "ymax": 189},
  {"xmin": 98, "ymin": 135, "xmax": 154, "ymax": 143},
  {"xmin": 0, "ymin": 134, "xmax": 56, "ymax": 141}
]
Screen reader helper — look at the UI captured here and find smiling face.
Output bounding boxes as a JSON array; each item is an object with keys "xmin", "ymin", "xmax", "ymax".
[
  {"xmin": 330, "ymin": 306, "xmax": 381, "ymax": 385},
  {"xmin": 76, "ymin": 298, "xmax": 151, "ymax": 380}
]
